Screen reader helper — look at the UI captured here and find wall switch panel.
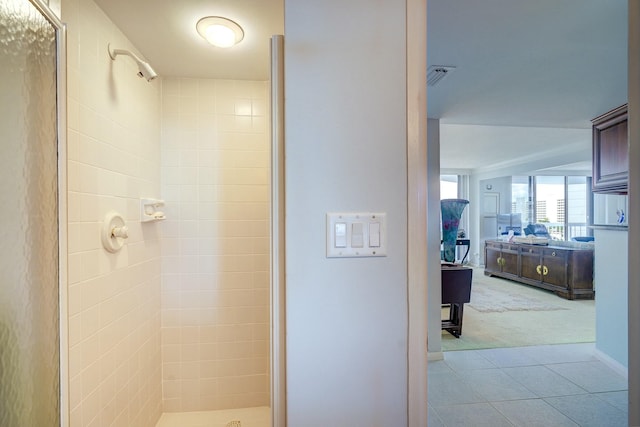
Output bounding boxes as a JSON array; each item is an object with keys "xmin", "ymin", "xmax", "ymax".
[{"xmin": 326, "ymin": 212, "xmax": 387, "ymax": 258}]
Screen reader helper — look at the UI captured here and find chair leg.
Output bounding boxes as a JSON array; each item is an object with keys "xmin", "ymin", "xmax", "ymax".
[
  {"xmin": 448, "ymin": 303, "xmax": 464, "ymax": 338},
  {"xmin": 455, "ymin": 304, "xmax": 464, "ymax": 336},
  {"xmin": 442, "ymin": 303, "xmax": 467, "ymax": 338}
]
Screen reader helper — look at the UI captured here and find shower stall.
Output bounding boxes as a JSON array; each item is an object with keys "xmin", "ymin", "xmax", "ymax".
[
  {"xmin": 0, "ymin": 0, "xmax": 66, "ymax": 425},
  {"xmin": 2, "ymin": 0, "xmax": 282, "ymax": 425},
  {"xmin": 154, "ymin": 35, "xmax": 286, "ymax": 426},
  {"xmin": 154, "ymin": 33, "xmax": 284, "ymax": 427},
  {"xmin": 156, "ymin": 78, "xmax": 272, "ymax": 415}
]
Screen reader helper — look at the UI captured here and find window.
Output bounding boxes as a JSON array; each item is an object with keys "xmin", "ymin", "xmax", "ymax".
[
  {"xmin": 511, "ymin": 175, "xmax": 589, "ymax": 241},
  {"xmin": 566, "ymin": 176, "xmax": 589, "ymax": 239},
  {"xmin": 511, "ymin": 176, "xmax": 533, "ymax": 225},
  {"xmin": 535, "ymin": 176, "xmax": 565, "ymax": 239},
  {"xmin": 440, "ymin": 175, "xmax": 458, "ymax": 199}
]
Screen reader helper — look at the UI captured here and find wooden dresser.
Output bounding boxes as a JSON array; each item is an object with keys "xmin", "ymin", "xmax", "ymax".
[{"xmin": 484, "ymin": 240, "xmax": 594, "ymax": 300}]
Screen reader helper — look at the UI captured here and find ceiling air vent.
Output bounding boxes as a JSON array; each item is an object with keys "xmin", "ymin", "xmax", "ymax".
[{"xmin": 427, "ymin": 65, "xmax": 456, "ymax": 87}]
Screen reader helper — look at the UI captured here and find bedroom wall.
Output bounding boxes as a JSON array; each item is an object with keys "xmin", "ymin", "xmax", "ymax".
[{"xmin": 284, "ymin": 0, "xmax": 410, "ymax": 424}]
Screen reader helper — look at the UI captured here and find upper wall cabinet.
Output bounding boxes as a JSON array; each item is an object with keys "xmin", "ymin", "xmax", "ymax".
[{"xmin": 592, "ymin": 104, "xmax": 628, "ymax": 194}]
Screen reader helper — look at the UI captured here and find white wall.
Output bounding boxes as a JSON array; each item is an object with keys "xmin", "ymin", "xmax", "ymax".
[
  {"xmin": 594, "ymin": 229, "xmax": 628, "ymax": 368},
  {"xmin": 63, "ymin": 0, "xmax": 162, "ymax": 425},
  {"xmin": 480, "ymin": 177, "xmax": 512, "ymax": 217},
  {"xmin": 284, "ymin": 0, "xmax": 409, "ymax": 425}
]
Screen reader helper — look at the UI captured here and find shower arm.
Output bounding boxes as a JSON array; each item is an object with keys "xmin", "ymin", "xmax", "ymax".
[{"xmin": 107, "ymin": 43, "xmax": 158, "ymax": 82}]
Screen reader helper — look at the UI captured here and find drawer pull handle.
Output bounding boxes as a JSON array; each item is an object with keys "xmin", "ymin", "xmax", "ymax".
[
  {"xmin": 543, "ymin": 266, "xmax": 549, "ymax": 275},
  {"xmin": 536, "ymin": 265, "xmax": 542, "ymax": 275},
  {"xmin": 551, "ymin": 251, "xmax": 556, "ymax": 257}
]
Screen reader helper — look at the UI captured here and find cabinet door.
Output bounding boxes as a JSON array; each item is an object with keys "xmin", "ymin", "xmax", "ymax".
[
  {"xmin": 501, "ymin": 245, "xmax": 519, "ymax": 276},
  {"xmin": 520, "ymin": 246, "xmax": 542, "ymax": 282},
  {"xmin": 485, "ymin": 244, "xmax": 502, "ymax": 273},
  {"xmin": 541, "ymin": 248, "xmax": 568, "ymax": 288},
  {"xmin": 592, "ymin": 104, "xmax": 628, "ymax": 193}
]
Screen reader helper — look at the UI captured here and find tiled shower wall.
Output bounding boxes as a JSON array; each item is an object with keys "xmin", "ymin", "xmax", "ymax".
[
  {"xmin": 63, "ymin": 0, "xmax": 162, "ymax": 425},
  {"xmin": 160, "ymin": 78, "xmax": 270, "ymax": 412}
]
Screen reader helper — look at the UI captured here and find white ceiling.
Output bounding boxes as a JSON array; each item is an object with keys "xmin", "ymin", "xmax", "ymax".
[
  {"xmin": 94, "ymin": 0, "xmax": 628, "ymax": 174},
  {"xmin": 94, "ymin": 0, "xmax": 284, "ymax": 80},
  {"xmin": 429, "ymin": 0, "xmax": 627, "ymax": 173}
]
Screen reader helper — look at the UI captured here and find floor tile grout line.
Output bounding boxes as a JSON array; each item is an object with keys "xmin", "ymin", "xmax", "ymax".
[
  {"xmin": 428, "ymin": 343, "xmax": 629, "ymax": 426},
  {"xmin": 499, "ymin": 364, "xmax": 592, "ymax": 398}
]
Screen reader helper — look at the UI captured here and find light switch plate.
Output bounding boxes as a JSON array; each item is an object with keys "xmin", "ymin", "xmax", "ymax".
[{"xmin": 326, "ymin": 212, "xmax": 387, "ymax": 258}]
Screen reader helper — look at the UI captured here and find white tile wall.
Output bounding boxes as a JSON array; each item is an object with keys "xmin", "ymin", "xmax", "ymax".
[
  {"xmin": 63, "ymin": 0, "xmax": 162, "ymax": 425},
  {"xmin": 160, "ymin": 78, "xmax": 270, "ymax": 412}
]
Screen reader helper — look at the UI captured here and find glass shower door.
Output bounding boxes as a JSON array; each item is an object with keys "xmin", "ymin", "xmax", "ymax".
[{"xmin": 0, "ymin": 0, "xmax": 61, "ymax": 425}]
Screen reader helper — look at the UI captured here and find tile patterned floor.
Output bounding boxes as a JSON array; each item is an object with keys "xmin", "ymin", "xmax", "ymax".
[{"xmin": 428, "ymin": 343, "xmax": 628, "ymax": 427}]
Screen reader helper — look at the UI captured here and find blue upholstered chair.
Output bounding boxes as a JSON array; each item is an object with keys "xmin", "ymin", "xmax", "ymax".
[{"xmin": 523, "ymin": 223, "xmax": 551, "ymax": 239}]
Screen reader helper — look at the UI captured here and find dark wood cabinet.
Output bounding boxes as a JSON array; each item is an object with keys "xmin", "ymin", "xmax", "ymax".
[
  {"xmin": 484, "ymin": 240, "xmax": 594, "ymax": 300},
  {"xmin": 485, "ymin": 241, "xmax": 523, "ymax": 283},
  {"xmin": 520, "ymin": 246, "xmax": 569, "ymax": 290},
  {"xmin": 592, "ymin": 104, "xmax": 628, "ymax": 194}
]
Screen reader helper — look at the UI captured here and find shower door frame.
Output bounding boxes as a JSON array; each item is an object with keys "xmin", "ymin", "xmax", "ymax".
[
  {"xmin": 25, "ymin": 0, "xmax": 69, "ymax": 425},
  {"xmin": 270, "ymin": 34, "xmax": 286, "ymax": 427}
]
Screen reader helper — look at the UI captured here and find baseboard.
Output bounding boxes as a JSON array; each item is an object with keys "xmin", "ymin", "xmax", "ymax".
[
  {"xmin": 427, "ymin": 351, "xmax": 444, "ymax": 361},
  {"xmin": 593, "ymin": 348, "xmax": 628, "ymax": 380}
]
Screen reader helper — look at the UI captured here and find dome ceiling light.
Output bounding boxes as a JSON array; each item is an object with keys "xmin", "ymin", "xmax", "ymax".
[{"xmin": 196, "ymin": 16, "xmax": 244, "ymax": 48}]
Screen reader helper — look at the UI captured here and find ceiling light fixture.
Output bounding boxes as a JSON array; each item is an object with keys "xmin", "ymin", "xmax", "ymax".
[{"xmin": 196, "ymin": 16, "xmax": 244, "ymax": 48}]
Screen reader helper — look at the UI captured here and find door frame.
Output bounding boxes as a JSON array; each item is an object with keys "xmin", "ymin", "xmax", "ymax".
[
  {"xmin": 627, "ymin": 2, "xmax": 639, "ymax": 423},
  {"xmin": 26, "ymin": 0, "xmax": 69, "ymax": 425},
  {"xmin": 270, "ymin": 34, "xmax": 286, "ymax": 427},
  {"xmin": 406, "ymin": 0, "xmax": 428, "ymax": 425}
]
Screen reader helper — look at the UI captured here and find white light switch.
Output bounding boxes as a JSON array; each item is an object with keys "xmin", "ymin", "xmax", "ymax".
[
  {"xmin": 369, "ymin": 222, "xmax": 380, "ymax": 247},
  {"xmin": 326, "ymin": 212, "xmax": 387, "ymax": 258},
  {"xmin": 351, "ymin": 223, "xmax": 364, "ymax": 248},
  {"xmin": 335, "ymin": 222, "xmax": 347, "ymax": 247}
]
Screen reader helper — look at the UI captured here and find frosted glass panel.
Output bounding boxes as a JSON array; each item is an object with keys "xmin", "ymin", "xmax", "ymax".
[{"xmin": 0, "ymin": 1, "xmax": 59, "ymax": 426}]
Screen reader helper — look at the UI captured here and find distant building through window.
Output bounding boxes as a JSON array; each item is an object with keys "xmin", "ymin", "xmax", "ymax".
[
  {"xmin": 557, "ymin": 199, "xmax": 566, "ymax": 222},
  {"xmin": 536, "ymin": 200, "xmax": 547, "ymax": 222}
]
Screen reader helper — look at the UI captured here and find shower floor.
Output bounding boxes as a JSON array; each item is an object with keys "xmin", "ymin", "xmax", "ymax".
[{"xmin": 156, "ymin": 406, "xmax": 270, "ymax": 427}]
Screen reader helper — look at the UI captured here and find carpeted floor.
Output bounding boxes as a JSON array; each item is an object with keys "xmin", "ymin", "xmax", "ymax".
[{"xmin": 442, "ymin": 267, "xmax": 595, "ymax": 351}]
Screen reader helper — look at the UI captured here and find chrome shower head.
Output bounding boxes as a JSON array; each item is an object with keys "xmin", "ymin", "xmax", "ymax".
[{"xmin": 108, "ymin": 43, "xmax": 158, "ymax": 82}]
